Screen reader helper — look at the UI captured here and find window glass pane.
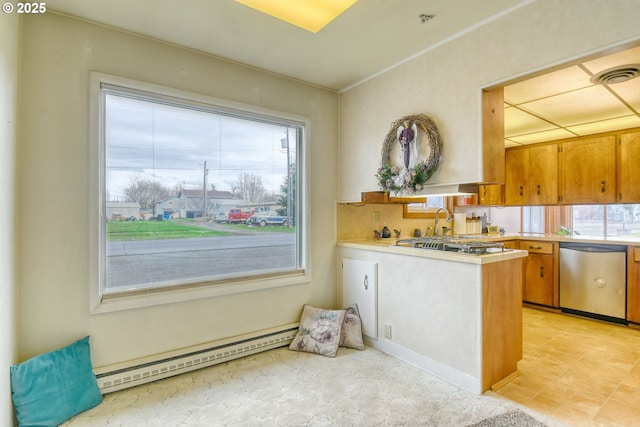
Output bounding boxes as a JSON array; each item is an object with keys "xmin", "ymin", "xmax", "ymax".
[
  {"xmin": 605, "ymin": 204, "xmax": 640, "ymax": 237},
  {"xmin": 571, "ymin": 204, "xmax": 640, "ymax": 237},
  {"xmin": 522, "ymin": 206, "xmax": 544, "ymax": 233},
  {"xmin": 103, "ymin": 88, "xmax": 302, "ymax": 294},
  {"xmin": 426, "ymin": 196, "xmax": 445, "ymax": 209},
  {"xmin": 572, "ymin": 205, "xmax": 604, "ymax": 236},
  {"xmin": 404, "ymin": 196, "xmax": 444, "ymax": 214}
]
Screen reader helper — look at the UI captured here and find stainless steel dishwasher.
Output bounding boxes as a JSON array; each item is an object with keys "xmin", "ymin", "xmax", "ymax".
[{"xmin": 559, "ymin": 242, "xmax": 627, "ymax": 322}]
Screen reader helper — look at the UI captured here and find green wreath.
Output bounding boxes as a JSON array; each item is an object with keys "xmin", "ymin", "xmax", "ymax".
[{"xmin": 376, "ymin": 114, "xmax": 443, "ymax": 195}]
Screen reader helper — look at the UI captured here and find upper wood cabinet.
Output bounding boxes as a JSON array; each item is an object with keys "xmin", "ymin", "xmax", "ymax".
[
  {"xmin": 505, "ymin": 148, "xmax": 527, "ymax": 205},
  {"xmin": 529, "ymin": 144, "xmax": 559, "ymax": 205},
  {"xmin": 482, "ymin": 88, "xmax": 505, "ymax": 184},
  {"xmin": 477, "ymin": 184, "xmax": 503, "ymax": 205},
  {"xmin": 559, "ymin": 136, "xmax": 616, "ymax": 204},
  {"xmin": 618, "ymin": 131, "xmax": 640, "ymax": 203},
  {"xmin": 505, "ymin": 144, "xmax": 558, "ymax": 205}
]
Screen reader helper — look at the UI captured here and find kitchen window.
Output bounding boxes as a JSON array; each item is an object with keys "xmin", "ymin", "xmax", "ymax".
[
  {"xmin": 521, "ymin": 204, "xmax": 640, "ymax": 238},
  {"xmin": 402, "ymin": 196, "xmax": 450, "ymax": 218},
  {"xmin": 571, "ymin": 204, "xmax": 640, "ymax": 237},
  {"xmin": 89, "ymin": 73, "xmax": 309, "ymax": 313}
]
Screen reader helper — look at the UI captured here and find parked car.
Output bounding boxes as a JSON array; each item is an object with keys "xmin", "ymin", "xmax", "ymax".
[
  {"xmin": 212, "ymin": 212, "xmax": 227, "ymax": 223},
  {"xmin": 246, "ymin": 212, "xmax": 290, "ymax": 227},
  {"xmin": 227, "ymin": 208, "xmax": 253, "ymax": 223}
]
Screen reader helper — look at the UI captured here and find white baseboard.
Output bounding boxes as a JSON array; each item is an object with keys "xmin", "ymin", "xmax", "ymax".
[
  {"xmin": 95, "ymin": 323, "xmax": 299, "ymax": 393},
  {"xmin": 365, "ymin": 336, "xmax": 481, "ymax": 394}
]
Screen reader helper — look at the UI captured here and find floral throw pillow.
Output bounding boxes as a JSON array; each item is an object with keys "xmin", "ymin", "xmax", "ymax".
[
  {"xmin": 289, "ymin": 305, "xmax": 346, "ymax": 357},
  {"xmin": 340, "ymin": 303, "xmax": 365, "ymax": 350}
]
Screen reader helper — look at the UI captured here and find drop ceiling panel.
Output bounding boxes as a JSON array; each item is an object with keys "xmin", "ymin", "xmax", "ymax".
[
  {"xmin": 566, "ymin": 115, "xmax": 640, "ymax": 136},
  {"xmin": 504, "ymin": 106, "xmax": 557, "ymax": 137},
  {"xmin": 503, "ymin": 66, "xmax": 592, "ymax": 104},
  {"xmin": 504, "ymin": 44, "xmax": 640, "ymax": 147},
  {"xmin": 610, "ymin": 79, "xmax": 640, "ymax": 111},
  {"xmin": 581, "ymin": 46, "xmax": 640, "ymax": 75},
  {"xmin": 506, "ymin": 128, "xmax": 575, "ymax": 146},
  {"xmin": 518, "ymin": 85, "xmax": 633, "ymax": 126}
]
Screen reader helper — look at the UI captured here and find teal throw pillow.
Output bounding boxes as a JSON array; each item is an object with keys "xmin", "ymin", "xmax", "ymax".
[{"xmin": 10, "ymin": 336, "xmax": 103, "ymax": 426}]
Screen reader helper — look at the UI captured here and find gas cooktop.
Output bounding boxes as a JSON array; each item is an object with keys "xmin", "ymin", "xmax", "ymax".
[{"xmin": 395, "ymin": 237, "xmax": 508, "ymax": 255}]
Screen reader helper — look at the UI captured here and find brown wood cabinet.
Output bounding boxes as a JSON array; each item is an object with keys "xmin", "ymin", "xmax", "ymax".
[
  {"xmin": 505, "ymin": 144, "xmax": 558, "ymax": 205},
  {"xmin": 477, "ymin": 184, "xmax": 503, "ymax": 205},
  {"xmin": 505, "ymin": 148, "xmax": 527, "ymax": 205},
  {"xmin": 618, "ymin": 131, "xmax": 640, "ymax": 203},
  {"xmin": 482, "ymin": 88, "xmax": 505, "ymax": 184},
  {"xmin": 559, "ymin": 135, "xmax": 616, "ymax": 204},
  {"xmin": 628, "ymin": 246, "xmax": 640, "ymax": 325},
  {"xmin": 501, "ymin": 240, "xmax": 518, "ymax": 250},
  {"xmin": 519, "ymin": 240, "xmax": 558, "ymax": 307}
]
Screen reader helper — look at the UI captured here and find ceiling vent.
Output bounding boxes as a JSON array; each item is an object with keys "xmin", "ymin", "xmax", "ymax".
[{"xmin": 590, "ymin": 64, "xmax": 640, "ymax": 85}]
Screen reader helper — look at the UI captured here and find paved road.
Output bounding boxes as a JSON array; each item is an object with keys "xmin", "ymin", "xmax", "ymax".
[
  {"xmin": 106, "ymin": 233, "xmax": 294, "ymax": 256},
  {"xmin": 105, "ymin": 231, "xmax": 296, "ymax": 291}
]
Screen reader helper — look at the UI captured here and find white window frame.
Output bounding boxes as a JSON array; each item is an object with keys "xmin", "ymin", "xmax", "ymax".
[{"xmin": 88, "ymin": 72, "xmax": 310, "ymax": 314}]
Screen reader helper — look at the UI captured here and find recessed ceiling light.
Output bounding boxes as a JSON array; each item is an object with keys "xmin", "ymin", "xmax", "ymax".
[
  {"xmin": 590, "ymin": 64, "xmax": 640, "ymax": 85},
  {"xmin": 235, "ymin": 0, "xmax": 358, "ymax": 33}
]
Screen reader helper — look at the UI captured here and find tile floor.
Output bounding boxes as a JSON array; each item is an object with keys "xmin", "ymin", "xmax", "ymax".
[{"xmin": 496, "ymin": 307, "xmax": 640, "ymax": 426}]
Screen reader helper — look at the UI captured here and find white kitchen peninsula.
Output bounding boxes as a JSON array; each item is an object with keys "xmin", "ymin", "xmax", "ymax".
[{"xmin": 337, "ymin": 241, "xmax": 528, "ymax": 394}]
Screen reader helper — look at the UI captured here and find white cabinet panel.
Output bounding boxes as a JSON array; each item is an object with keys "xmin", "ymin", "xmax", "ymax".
[{"xmin": 342, "ymin": 258, "xmax": 377, "ymax": 339}]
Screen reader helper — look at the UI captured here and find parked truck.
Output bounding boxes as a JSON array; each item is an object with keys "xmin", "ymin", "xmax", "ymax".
[{"xmin": 227, "ymin": 208, "xmax": 253, "ymax": 223}]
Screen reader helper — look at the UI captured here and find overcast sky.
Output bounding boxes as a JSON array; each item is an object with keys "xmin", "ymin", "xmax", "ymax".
[{"xmin": 105, "ymin": 94, "xmax": 296, "ymax": 200}]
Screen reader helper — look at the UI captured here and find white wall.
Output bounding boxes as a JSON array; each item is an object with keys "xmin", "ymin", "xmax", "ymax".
[
  {"xmin": 0, "ymin": 10, "xmax": 19, "ymax": 427},
  {"xmin": 17, "ymin": 13, "xmax": 339, "ymax": 367},
  {"xmin": 340, "ymin": 0, "xmax": 640, "ymax": 201}
]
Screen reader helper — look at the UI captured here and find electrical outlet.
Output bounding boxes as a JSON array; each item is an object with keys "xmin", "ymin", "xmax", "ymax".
[{"xmin": 384, "ymin": 323, "xmax": 392, "ymax": 339}]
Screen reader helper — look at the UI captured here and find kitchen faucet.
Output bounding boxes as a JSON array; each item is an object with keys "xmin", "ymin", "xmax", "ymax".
[{"xmin": 434, "ymin": 207, "xmax": 451, "ymax": 236}]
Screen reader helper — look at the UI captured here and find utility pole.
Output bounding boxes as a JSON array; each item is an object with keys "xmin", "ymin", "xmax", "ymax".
[
  {"xmin": 285, "ymin": 129, "xmax": 291, "ymax": 228},
  {"xmin": 281, "ymin": 130, "xmax": 293, "ymax": 228},
  {"xmin": 202, "ymin": 160, "xmax": 208, "ymax": 219}
]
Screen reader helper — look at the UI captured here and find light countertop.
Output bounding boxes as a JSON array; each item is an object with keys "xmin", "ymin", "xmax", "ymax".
[
  {"xmin": 337, "ymin": 240, "xmax": 528, "ymax": 265},
  {"xmin": 337, "ymin": 232, "xmax": 640, "ymax": 264},
  {"xmin": 481, "ymin": 232, "xmax": 640, "ymax": 246}
]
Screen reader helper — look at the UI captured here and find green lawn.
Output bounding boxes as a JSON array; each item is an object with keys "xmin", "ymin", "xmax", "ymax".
[{"xmin": 106, "ymin": 220, "xmax": 231, "ymax": 241}]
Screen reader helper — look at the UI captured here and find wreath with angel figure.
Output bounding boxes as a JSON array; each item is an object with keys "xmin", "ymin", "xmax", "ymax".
[{"xmin": 375, "ymin": 114, "xmax": 443, "ymax": 194}]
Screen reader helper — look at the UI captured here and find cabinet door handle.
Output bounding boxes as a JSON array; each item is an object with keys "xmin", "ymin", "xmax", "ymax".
[
  {"xmin": 363, "ymin": 275, "xmax": 369, "ymax": 290},
  {"xmin": 601, "ymin": 180, "xmax": 606, "ymax": 193},
  {"xmin": 529, "ymin": 246, "xmax": 542, "ymax": 250},
  {"xmin": 537, "ymin": 184, "xmax": 541, "ymax": 195},
  {"xmin": 539, "ymin": 266, "xmax": 544, "ymax": 278},
  {"xmin": 519, "ymin": 185, "xmax": 523, "ymax": 196}
]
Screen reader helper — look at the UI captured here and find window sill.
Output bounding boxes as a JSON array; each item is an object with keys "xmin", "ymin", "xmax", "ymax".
[{"xmin": 89, "ymin": 270, "xmax": 310, "ymax": 314}]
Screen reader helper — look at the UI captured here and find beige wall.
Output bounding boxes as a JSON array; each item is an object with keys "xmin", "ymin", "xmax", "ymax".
[
  {"xmin": 340, "ymin": 0, "xmax": 640, "ymax": 201},
  {"xmin": 0, "ymin": 9, "xmax": 19, "ymax": 426},
  {"xmin": 17, "ymin": 13, "xmax": 339, "ymax": 367}
]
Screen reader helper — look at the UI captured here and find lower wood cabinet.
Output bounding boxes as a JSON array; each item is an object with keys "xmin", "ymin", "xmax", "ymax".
[
  {"xmin": 501, "ymin": 240, "xmax": 518, "ymax": 250},
  {"xmin": 628, "ymin": 247, "xmax": 640, "ymax": 324},
  {"xmin": 519, "ymin": 240, "xmax": 559, "ymax": 307}
]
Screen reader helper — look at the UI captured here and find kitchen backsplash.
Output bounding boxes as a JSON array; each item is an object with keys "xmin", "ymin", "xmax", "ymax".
[{"xmin": 336, "ymin": 202, "xmax": 521, "ymax": 241}]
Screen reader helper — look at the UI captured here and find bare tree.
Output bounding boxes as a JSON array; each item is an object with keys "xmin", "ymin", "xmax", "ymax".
[
  {"xmin": 125, "ymin": 176, "xmax": 172, "ymax": 215},
  {"xmin": 231, "ymin": 172, "xmax": 275, "ymax": 204}
]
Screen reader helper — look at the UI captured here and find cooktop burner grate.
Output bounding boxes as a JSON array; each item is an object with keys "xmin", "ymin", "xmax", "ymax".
[{"xmin": 395, "ymin": 238, "xmax": 507, "ymax": 255}]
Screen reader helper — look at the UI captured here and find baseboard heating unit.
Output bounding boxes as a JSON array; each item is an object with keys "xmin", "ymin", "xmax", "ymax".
[{"xmin": 95, "ymin": 323, "xmax": 299, "ymax": 394}]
